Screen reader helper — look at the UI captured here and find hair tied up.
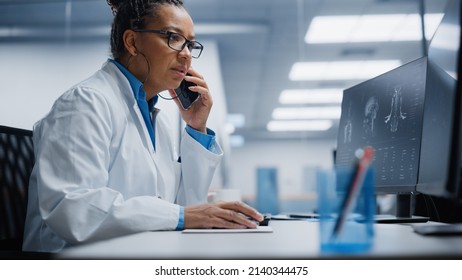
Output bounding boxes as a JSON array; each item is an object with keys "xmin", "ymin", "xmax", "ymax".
[{"xmin": 107, "ymin": 0, "xmax": 126, "ymax": 15}]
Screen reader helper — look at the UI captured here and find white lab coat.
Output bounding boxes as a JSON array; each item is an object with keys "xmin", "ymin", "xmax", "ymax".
[{"xmin": 22, "ymin": 61, "xmax": 223, "ymax": 252}]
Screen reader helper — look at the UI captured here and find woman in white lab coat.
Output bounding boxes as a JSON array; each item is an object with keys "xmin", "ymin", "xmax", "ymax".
[{"xmin": 23, "ymin": 0, "xmax": 263, "ymax": 253}]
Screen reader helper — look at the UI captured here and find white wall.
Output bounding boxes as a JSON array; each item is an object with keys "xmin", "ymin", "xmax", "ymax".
[
  {"xmin": 228, "ymin": 139, "xmax": 337, "ymax": 198},
  {"xmin": 0, "ymin": 42, "xmax": 111, "ymax": 130}
]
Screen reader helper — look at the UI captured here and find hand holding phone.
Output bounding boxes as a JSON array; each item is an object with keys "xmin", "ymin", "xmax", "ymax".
[{"xmin": 174, "ymin": 74, "xmax": 200, "ymax": 110}]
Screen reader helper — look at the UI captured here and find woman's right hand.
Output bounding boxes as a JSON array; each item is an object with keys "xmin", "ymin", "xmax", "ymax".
[{"xmin": 183, "ymin": 201, "xmax": 264, "ymax": 229}]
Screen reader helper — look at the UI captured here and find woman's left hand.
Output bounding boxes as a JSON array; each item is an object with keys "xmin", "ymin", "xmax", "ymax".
[{"xmin": 168, "ymin": 68, "xmax": 212, "ymax": 133}]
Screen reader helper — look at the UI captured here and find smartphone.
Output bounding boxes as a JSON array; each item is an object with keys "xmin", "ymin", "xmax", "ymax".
[{"xmin": 174, "ymin": 74, "xmax": 200, "ymax": 110}]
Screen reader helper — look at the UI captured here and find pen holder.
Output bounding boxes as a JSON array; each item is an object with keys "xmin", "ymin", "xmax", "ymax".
[{"xmin": 317, "ymin": 167, "xmax": 375, "ymax": 254}]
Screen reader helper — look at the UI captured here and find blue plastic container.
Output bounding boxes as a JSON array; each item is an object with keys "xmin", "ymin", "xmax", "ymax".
[{"xmin": 317, "ymin": 167, "xmax": 375, "ymax": 254}]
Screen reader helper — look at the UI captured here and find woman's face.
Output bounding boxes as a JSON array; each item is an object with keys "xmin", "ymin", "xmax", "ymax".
[{"xmin": 131, "ymin": 4, "xmax": 195, "ymax": 97}]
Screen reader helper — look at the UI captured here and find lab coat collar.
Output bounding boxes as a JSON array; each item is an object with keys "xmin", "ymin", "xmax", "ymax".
[{"xmin": 109, "ymin": 59, "xmax": 159, "ymax": 110}]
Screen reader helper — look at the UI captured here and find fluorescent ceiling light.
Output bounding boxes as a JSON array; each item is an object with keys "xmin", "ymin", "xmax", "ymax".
[
  {"xmin": 272, "ymin": 106, "xmax": 341, "ymax": 120},
  {"xmin": 289, "ymin": 60, "xmax": 401, "ymax": 81},
  {"xmin": 305, "ymin": 13, "xmax": 444, "ymax": 43},
  {"xmin": 279, "ymin": 89, "xmax": 343, "ymax": 104},
  {"xmin": 267, "ymin": 120, "xmax": 333, "ymax": 132}
]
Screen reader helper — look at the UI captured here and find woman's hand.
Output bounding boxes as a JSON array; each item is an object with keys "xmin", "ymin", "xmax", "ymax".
[
  {"xmin": 168, "ymin": 68, "xmax": 212, "ymax": 133},
  {"xmin": 184, "ymin": 201, "xmax": 264, "ymax": 229}
]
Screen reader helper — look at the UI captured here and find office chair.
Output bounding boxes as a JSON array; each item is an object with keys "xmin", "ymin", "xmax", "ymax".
[{"xmin": 0, "ymin": 125, "xmax": 34, "ymax": 252}]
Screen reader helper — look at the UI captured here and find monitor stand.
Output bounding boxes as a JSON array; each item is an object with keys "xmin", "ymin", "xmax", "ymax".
[{"xmin": 375, "ymin": 194, "xmax": 429, "ymax": 223}]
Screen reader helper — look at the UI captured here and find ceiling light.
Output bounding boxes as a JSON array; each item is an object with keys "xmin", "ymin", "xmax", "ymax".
[
  {"xmin": 272, "ymin": 107, "xmax": 341, "ymax": 120},
  {"xmin": 279, "ymin": 89, "xmax": 343, "ymax": 104},
  {"xmin": 305, "ymin": 13, "xmax": 444, "ymax": 44},
  {"xmin": 289, "ymin": 60, "xmax": 401, "ymax": 81},
  {"xmin": 267, "ymin": 120, "xmax": 333, "ymax": 132}
]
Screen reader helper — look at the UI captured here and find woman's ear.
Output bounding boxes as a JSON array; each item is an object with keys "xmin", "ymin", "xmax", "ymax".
[{"xmin": 123, "ymin": 29, "xmax": 138, "ymax": 56}]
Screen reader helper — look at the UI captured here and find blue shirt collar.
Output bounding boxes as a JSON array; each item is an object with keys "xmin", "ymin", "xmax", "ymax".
[{"xmin": 110, "ymin": 59, "xmax": 158, "ymax": 110}]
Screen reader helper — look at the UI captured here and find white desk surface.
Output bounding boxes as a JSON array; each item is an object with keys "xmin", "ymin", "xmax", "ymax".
[{"xmin": 58, "ymin": 220, "xmax": 462, "ymax": 259}]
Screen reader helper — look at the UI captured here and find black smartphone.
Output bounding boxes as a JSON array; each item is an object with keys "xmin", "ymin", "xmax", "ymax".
[{"xmin": 174, "ymin": 74, "xmax": 200, "ymax": 110}]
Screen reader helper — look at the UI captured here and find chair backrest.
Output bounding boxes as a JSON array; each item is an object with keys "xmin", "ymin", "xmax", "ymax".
[{"xmin": 0, "ymin": 125, "xmax": 34, "ymax": 251}]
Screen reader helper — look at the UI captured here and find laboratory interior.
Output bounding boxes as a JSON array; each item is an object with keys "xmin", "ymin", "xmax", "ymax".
[{"xmin": 2, "ymin": 0, "xmax": 462, "ymax": 259}]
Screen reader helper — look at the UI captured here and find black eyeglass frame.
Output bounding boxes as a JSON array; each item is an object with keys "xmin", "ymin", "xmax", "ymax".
[{"xmin": 134, "ymin": 29, "xmax": 203, "ymax": 58}]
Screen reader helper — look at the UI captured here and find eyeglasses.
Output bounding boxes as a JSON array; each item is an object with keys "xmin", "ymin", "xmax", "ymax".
[{"xmin": 134, "ymin": 29, "xmax": 203, "ymax": 58}]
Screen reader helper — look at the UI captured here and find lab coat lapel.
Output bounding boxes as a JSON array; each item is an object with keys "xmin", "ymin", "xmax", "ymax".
[
  {"xmin": 107, "ymin": 62, "xmax": 155, "ymax": 154},
  {"xmin": 131, "ymin": 101, "xmax": 155, "ymax": 153}
]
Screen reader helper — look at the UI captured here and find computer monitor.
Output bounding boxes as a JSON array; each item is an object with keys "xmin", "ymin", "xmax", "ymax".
[
  {"xmin": 417, "ymin": 0, "xmax": 460, "ymax": 198},
  {"xmin": 415, "ymin": 0, "xmax": 462, "ymax": 222},
  {"xmin": 336, "ymin": 56, "xmax": 428, "ymax": 222},
  {"xmin": 336, "ymin": 0, "xmax": 462, "ymax": 223}
]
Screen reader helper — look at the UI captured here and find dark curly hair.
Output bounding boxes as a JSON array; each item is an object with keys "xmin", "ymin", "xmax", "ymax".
[{"xmin": 107, "ymin": 0, "xmax": 184, "ymax": 59}]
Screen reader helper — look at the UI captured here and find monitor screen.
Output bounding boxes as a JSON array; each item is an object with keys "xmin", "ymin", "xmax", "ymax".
[{"xmin": 336, "ymin": 57, "xmax": 427, "ymax": 194}]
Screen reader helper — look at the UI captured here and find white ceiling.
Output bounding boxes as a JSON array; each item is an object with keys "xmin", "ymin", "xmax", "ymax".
[{"xmin": 0, "ymin": 0, "xmax": 450, "ymax": 142}]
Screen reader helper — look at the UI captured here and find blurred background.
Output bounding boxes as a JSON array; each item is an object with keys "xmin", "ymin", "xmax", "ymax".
[{"xmin": 0, "ymin": 0, "xmax": 450, "ymax": 214}]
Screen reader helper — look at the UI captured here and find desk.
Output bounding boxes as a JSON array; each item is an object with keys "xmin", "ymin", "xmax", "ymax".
[{"xmin": 58, "ymin": 220, "xmax": 462, "ymax": 259}]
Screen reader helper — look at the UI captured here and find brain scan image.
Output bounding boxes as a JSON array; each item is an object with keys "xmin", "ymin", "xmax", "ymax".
[{"xmin": 363, "ymin": 96, "xmax": 379, "ymax": 137}]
